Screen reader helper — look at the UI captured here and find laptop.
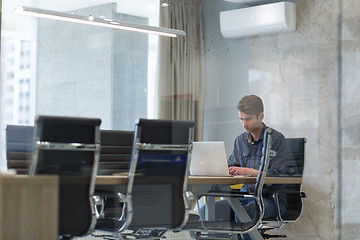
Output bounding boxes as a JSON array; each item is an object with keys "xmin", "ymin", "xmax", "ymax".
[{"xmin": 190, "ymin": 141, "xmax": 231, "ymax": 177}]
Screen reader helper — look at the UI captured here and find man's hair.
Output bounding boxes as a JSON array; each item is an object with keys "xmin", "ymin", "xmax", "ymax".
[{"xmin": 237, "ymin": 95, "xmax": 264, "ymax": 117}]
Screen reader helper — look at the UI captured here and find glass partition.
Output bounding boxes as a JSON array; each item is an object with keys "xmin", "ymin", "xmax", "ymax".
[
  {"xmin": 2, "ymin": 0, "xmax": 358, "ymax": 239},
  {"xmin": 1, "ymin": 0, "xmax": 160, "ymax": 128},
  {"xmin": 0, "ymin": 2, "xmax": 160, "ymax": 238},
  {"xmin": 1, "ymin": 0, "xmax": 160, "ymax": 170}
]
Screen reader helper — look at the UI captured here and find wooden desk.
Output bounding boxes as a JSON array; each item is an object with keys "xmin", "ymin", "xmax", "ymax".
[
  {"xmin": 96, "ymin": 175, "xmax": 302, "ymax": 185},
  {"xmin": 0, "ymin": 174, "xmax": 58, "ymax": 240}
]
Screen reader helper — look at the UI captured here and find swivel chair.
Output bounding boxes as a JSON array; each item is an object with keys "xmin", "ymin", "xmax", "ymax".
[
  {"xmin": 30, "ymin": 115, "xmax": 101, "ymax": 239},
  {"xmin": 94, "ymin": 130, "xmax": 135, "ymax": 221},
  {"xmin": 94, "ymin": 118, "xmax": 194, "ymax": 239},
  {"xmin": 260, "ymin": 138, "xmax": 307, "ymax": 239}
]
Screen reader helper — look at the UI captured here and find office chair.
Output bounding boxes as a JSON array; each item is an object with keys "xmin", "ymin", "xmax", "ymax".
[
  {"xmin": 5, "ymin": 125, "xmax": 34, "ymax": 174},
  {"xmin": 94, "ymin": 118, "xmax": 194, "ymax": 239},
  {"xmin": 183, "ymin": 128, "xmax": 275, "ymax": 239},
  {"xmin": 93, "ymin": 130, "xmax": 135, "ymax": 221},
  {"xmin": 29, "ymin": 115, "xmax": 101, "ymax": 240},
  {"xmin": 259, "ymin": 138, "xmax": 307, "ymax": 239}
]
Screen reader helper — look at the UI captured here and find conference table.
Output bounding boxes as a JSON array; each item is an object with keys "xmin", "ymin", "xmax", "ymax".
[
  {"xmin": 96, "ymin": 175, "xmax": 302, "ymax": 185},
  {"xmin": 95, "ymin": 175, "xmax": 302, "ymax": 240}
]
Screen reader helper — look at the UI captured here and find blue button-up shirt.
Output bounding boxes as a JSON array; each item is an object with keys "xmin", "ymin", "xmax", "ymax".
[{"xmin": 228, "ymin": 123, "xmax": 286, "ymax": 197}]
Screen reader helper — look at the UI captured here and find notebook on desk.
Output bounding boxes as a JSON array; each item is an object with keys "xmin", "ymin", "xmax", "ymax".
[{"xmin": 190, "ymin": 141, "xmax": 232, "ymax": 177}]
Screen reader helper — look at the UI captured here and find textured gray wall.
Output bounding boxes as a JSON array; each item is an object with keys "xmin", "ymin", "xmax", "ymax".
[
  {"xmin": 340, "ymin": 1, "xmax": 360, "ymax": 238},
  {"xmin": 248, "ymin": 0, "xmax": 338, "ymax": 238},
  {"xmin": 247, "ymin": 0, "xmax": 359, "ymax": 239}
]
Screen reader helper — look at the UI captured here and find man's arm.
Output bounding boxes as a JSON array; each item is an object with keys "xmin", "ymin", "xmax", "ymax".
[
  {"xmin": 227, "ymin": 130, "xmax": 286, "ymax": 177},
  {"xmin": 228, "ymin": 135, "xmax": 260, "ymax": 176},
  {"xmin": 228, "ymin": 166, "xmax": 259, "ymax": 176}
]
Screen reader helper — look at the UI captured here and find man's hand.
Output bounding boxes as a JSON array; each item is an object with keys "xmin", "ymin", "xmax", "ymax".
[{"xmin": 228, "ymin": 166, "xmax": 259, "ymax": 176}]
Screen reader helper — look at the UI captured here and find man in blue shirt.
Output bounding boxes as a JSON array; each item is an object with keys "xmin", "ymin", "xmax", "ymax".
[
  {"xmin": 205, "ymin": 95, "xmax": 287, "ymax": 240},
  {"xmin": 229, "ymin": 95, "xmax": 287, "ymax": 204}
]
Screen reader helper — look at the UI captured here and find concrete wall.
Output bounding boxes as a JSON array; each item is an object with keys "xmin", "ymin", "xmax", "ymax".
[
  {"xmin": 203, "ymin": 0, "xmax": 360, "ymax": 239},
  {"xmin": 339, "ymin": 0, "xmax": 360, "ymax": 238},
  {"xmin": 248, "ymin": 0, "xmax": 339, "ymax": 238},
  {"xmin": 243, "ymin": 0, "xmax": 360, "ymax": 239}
]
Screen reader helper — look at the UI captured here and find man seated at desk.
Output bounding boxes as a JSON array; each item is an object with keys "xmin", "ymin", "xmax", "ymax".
[{"xmin": 201, "ymin": 95, "xmax": 287, "ymax": 240}]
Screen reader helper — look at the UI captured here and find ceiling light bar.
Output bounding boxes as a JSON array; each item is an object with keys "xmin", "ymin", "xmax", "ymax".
[{"xmin": 14, "ymin": 6, "xmax": 186, "ymax": 38}]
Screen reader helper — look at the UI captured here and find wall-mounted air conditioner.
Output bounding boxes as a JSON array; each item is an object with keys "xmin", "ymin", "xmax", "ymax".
[{"xmin": 220, "ymin": 1, "xmax": 296, "ymax": 38}]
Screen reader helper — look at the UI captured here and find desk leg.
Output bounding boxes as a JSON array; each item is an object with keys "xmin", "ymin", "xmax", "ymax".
[
  {"xmin": 205, "ymin": 196, "xmax": 216, "ymax": 221},
  {"xmin": 227, "ymin": 198, "xmax": 264, "ymax": 240}
]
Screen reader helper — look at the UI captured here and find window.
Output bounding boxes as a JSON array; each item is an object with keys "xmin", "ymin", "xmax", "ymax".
[
  {"xmin": 7, "ymin": 44, "xmax": 14, "ymax": 53},
  {"xmin": 1, "ymin": 0, "xmax": 161, "ymax": 169},
  {"xmin": 6, "ymin": 72, "xmax": 14, "ymax": 79},
  {"xmin": 6, "ymin": 85, "xmax": 13, "ymax": 92},
  {"xmin": 1, "ymin": 0, "xmax": 159, "ymax": 129}
]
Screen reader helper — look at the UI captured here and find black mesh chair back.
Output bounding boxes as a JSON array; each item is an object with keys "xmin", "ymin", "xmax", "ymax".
[
  {"xmin": 30, "ymin": 115, "xmax": 101, "ymax": 239},
  {"xmin": 126, "ymin": 118, "xmax": 195, "ymax": 232},
  {"xmin": 261, "ymin": 137, "xmax": 306, "ymax": 231},
  {"xmin": 280, "ymin": 138, "xmax": 306, "ymax": 221},
  {"xmin": 284, "ymin": 138, "xmax": 305, "ymax": 177},
  {"xmin": 98, "ymin": 130, "xmax": 134, "ymax": 175},
  {"xmin": 5, "ymin": 125, "xmax": 34, "ymax": 174},
  {"xmin": 93, "ymin": 130, "xmax": 135, "ymax": 233}
]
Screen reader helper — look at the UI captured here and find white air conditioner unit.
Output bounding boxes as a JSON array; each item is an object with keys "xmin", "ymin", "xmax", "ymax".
[{"xmin": 220, "ymin": 1, "xmax": 296, "ymax": 38}]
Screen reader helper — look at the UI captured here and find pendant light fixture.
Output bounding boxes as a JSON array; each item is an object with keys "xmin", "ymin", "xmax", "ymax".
[{"xmin": 14, "ymin": 6, "xmax": 186, "ymax": 38}]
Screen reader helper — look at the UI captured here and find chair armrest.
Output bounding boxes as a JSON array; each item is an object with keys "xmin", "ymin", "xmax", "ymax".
[
  {"xmin": 274, "ymin": 189, "xmax": 306, "ymax": 197},
  {"xmin": 201, "ymin": 190, "xmax": 254, "ymax": 199}
]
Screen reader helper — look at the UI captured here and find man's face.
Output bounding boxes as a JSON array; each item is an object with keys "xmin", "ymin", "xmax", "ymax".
[{"xmin": 238, "ymin": 111, "xmax": 264, "ymax": 133}]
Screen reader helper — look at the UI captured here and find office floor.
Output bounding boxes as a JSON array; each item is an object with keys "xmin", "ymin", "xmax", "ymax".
[
  {"xmin": 75, "ymin": 231, "xmax": 193, "ymax": 239},
  {"xmin": 77, "ymin": 205, "xmax": 205, "ymax": 239}
]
